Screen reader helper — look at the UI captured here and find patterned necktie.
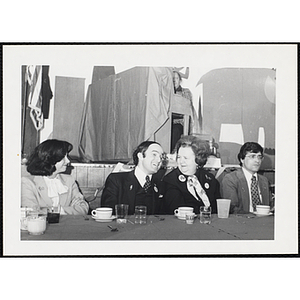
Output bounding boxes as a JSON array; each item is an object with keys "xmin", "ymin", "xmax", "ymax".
[
  {"xmin": 187, "ymin": 175, "xmax": 210, "ymax": 207},
  {"xmin": 251, "ymin": 175, "xmax": 260, "ymax": 210},
  {"xmin": 143, "ymin": 175, "xmax": 151, "ymax": 193}
]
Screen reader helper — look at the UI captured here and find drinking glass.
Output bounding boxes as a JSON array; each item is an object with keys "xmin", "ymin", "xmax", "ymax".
[
  {"xmin": 20, "ymin": 207, "xmax": 29, "ymax": 230},
  {"xmin": 217, "ymin": 199, "xmax": 231, "ymax": 218},
  {"xmin": 134, "ymin": 206, "xmax": 147, "ymax": 224},
  {"xmin": 115, "ymin": 204, "xmax": 129, "ymax": 224},
  {"xmin": 47, "ymin": 206, "xmax": 61, "ymax": 223},
  {"xmin": 185, "ymin": 213, "xmax": 195, "ymax": 225},
  {"xmin": 200, "ymin": 206, "xmax": 211, "ymax": 224},
  {"xmin": 27, "ymin": 215, "xmax": 47, "ymax": 235}
]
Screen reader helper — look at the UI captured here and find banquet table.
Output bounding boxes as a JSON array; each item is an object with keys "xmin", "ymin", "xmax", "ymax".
[{"xmin": 21, "ymin": 214, "xmax": 274, "ymax": 240}]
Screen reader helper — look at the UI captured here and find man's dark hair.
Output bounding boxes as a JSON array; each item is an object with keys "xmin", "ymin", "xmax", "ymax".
[
  {"xmin": 237, "ymin": 142, "xmax": 264, "ymax": 166},
  {"xmin": 132, "ymin": 141, "xmax": 161, "ymax": 166}
]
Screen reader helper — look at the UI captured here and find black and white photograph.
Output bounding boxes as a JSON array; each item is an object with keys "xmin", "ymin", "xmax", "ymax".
[{"xmin": 2, "ymin": 43, "xmax": 298, "ymax": 256}]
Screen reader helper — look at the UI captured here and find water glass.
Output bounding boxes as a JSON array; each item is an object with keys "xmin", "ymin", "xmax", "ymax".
[
  {"xmin": 134, "ymin": 206, "xmax": 147, "ymax": 224},
  {"xmin": 115, "ymin": 204, "xmax": 129, "ymax": 224},
  {"xmin": 20, "ymin": 207, "xmax": 29, "ymax": 230},
  {"xmin": 200, "ymin": 206, "xmax": 211, "ymax": 224},
  {"xmin": 185, "ymin": 213, "xmax": 195, "ymax": 225}
]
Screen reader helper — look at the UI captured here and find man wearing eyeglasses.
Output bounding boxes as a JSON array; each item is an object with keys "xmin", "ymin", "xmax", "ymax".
[{"xmin": 220, "ymin": 142, "xmax": 271, "ymax": 214}]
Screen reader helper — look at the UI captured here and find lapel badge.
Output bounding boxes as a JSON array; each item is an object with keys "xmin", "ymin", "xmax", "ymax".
[
  {"xmin": 129, "ymin": 185, "xmax": 133, "ymax": 190},
  {"xmin": 178, "ymin": 175, "xmax": 186, "ymax": 182},
  {"xmin": 205, "ymin": 174, "xmax": 212, "ymax": 180},
  {"xmin": 154, "ymin": 186, "xmax": 158, "ymax": 193},
  {"xmin": 204, "ymin": 183, "xmax": 209, "ymax": 189},
  {"xmin": 38, "ymin": 186, "xmax": 44, "ymax": 191}
]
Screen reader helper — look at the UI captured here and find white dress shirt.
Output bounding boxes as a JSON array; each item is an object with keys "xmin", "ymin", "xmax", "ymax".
[
  {"xmin": 134, "ymin": 166, "xmax": 152, "ymax": 188},
  {"xmin": 242, "ymin": 167, "xmax": 262, "ymax": 212}
]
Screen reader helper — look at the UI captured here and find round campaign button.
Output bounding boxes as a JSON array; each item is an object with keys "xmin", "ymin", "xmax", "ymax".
[{"xmin": 178, "ymin": 175, "xmax": 186, "ymax": 182}]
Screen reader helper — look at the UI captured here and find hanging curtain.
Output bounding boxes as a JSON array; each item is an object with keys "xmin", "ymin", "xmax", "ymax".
[{"xmin": 78, "ymin": 67, "xmax": 172, "ymax": 162}]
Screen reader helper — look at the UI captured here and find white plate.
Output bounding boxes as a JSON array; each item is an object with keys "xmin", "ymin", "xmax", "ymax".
[
  {"xmin": 175, "ymin": 214, "xmax": 197, "ymax": 220},
  {"xmin": 253, "ymin": 212, "xmax": 273, "ymax": 217},
  {"xmin": 92, "ymin": 215, "xmax": 116, "ymax": 222}
]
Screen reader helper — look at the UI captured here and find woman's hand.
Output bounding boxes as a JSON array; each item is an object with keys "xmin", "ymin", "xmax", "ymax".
[{"xmin": 71, "ymin": 196, "xmax": 84, "ymax": 207}]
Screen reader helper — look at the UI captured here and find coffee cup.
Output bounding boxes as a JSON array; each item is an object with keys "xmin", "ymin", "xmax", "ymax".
[
  {"xmin": 91, "ymin": 207, "xmax": 113, "ymax": 219},
  {"xmin": 174, "ymin": 207, "xmax": 194, "ymax": 218},
  {"xmin": 256, "ymin": 205, "xmax": 270, "ymax": 215}
]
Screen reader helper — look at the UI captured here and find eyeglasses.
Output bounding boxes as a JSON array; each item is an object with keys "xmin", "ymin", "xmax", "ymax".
[{"xmin": 245, "ymin": 154, "xmax": 264, "ymax": 161}]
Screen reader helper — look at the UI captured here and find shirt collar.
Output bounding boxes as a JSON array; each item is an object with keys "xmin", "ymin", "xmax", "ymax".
[
  {"xmin": 242, "ymin": 167, "xmax": 257, "ymax": 181},
  {"xmin": 134, "ymin": 166, "xmax": 152, "ymax": 187}
]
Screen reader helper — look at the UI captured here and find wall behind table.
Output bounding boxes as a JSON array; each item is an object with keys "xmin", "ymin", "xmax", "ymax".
[
  {"xmin": 200, "ymin": 68, "xmax": 275, "ymax": 169},
  {"xmin": 70, "ymin": 163, "xmax": 115, "ymax": 194}
]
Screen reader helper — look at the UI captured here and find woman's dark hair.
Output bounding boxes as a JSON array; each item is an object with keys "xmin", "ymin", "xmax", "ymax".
[
  {"xmin": 132, "ymin": 141, "xmax": 161, "ymax": 166},
  {"xmin": 174, "ymin": 135, "xmax": 210, "ymax": 168},
  {"xmin": 237, "ymin": 142, "xmax": 264, "ymax": 166},
  {"xmin": 26, "ymin": 139, "xmax": 73, "ymax": 176}
]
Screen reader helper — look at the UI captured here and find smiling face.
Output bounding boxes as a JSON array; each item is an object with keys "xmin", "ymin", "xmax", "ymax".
[
  {"xmin": 241, "ymin": 151, "xmax": 263, "ymax": 174},
  {"xmin": 137, "ymin": 143, "xmax": 164, "ymax": 175},
  {"xmin": 177, "ymin": 146, "xmax": 198, "ymax": 176}
]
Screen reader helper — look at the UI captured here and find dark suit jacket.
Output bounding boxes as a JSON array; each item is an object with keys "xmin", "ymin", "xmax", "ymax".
[
  {"xmin": 101, "ymin": 169, "xmax": 166, "ymax": 215},
  {"xmin": 163, "ymin": 168, "xmax": 220, "ymax": 214},
  {"xmin": 220, "ymin": 168, "xmax": 271, "ymax": 213}
]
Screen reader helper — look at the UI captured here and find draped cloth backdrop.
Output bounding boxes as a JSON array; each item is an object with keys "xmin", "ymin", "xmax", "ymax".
[{"xmin": 78, "ymin": 67, "xmax": 174, "ymax": 162}]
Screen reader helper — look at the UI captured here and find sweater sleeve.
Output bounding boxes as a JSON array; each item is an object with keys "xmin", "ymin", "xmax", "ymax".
[
  {"xmin": 100, "ymin": 174, "xmax": 120, "ymax": 211},
  {"xmin": 163, "ymin": 182, "xmax": 185, "ymax": 214}
]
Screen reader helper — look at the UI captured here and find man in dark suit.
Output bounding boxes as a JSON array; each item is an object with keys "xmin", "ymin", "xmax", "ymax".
[
  {"xmin": 101, "ymin": 141, "xmax": 166, "ymax": 215},
  {"xmin": 220, "ymin": 142, "xmax": 271, "ymax": 214}
]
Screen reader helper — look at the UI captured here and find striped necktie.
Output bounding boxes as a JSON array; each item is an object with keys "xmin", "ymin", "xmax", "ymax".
[{"xmin": 251, "ymin": 175, "xmax": 260, "ymax": 210}]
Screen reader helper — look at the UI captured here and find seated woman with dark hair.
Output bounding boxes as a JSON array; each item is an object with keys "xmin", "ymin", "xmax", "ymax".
[
  {"xmin": 163, "ymin": 135, "xmax": 220, "ymax": 214},
  {"xmin": 21, "ymin": 139, "xmax": 89, "ymax": 215}
]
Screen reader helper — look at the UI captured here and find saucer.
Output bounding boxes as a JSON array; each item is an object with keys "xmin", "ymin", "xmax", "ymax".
[
  {"xmin": 175, "ymin": 214, "xmax": 196, "ymax": 220},
  {"xmin": 92, "ymin": 215, "xmax": 116, "ymax": 222},
  {"xmin": 253, "ymin": 212, "xmax": 273, "ymax": 217}
]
